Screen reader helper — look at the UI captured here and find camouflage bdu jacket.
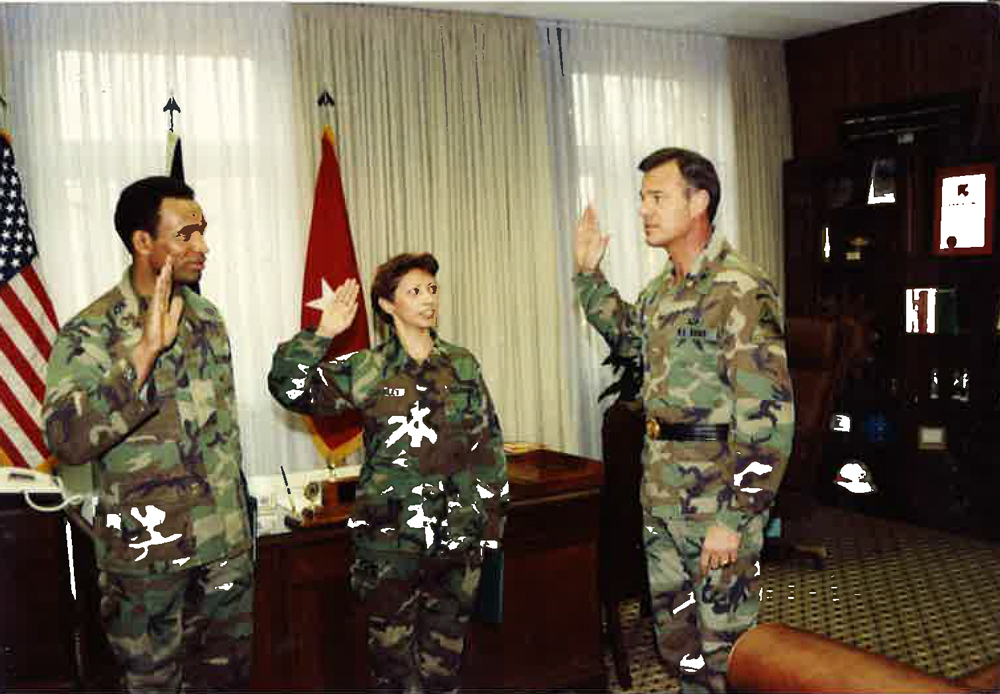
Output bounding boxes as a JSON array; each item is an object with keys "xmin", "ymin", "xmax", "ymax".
[
  {"xmin": 575, "ymin": 231, "xmax": 795, "ymax": 535},
  {"xmin": 268, "ymin": 328, "xmax": 508, "ymax": 557},
  {"xmin": 42, "ymin": 268, "xmax": 252, "ymax": 575}
]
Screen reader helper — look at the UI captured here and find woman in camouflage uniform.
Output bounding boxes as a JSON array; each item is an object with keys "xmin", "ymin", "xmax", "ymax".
[{"xmin": 268, "ymin": 252, "xmax": 508, "ymax": 693}]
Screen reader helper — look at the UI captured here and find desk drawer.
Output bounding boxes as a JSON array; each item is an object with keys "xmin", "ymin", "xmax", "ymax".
[
  {"xmin": 282, "ymin": 540, "xmax": 350, "ymax": 586},
  {"xmin": 506, "ymin": 492, "xmax": 599, "ymax": 547}
]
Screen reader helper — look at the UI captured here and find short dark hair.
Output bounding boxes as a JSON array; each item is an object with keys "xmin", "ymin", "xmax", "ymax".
[
  {"xmin": 638, "ymin": 148, "xmax": 721, "ymax": 224},
  {"xmin": 114, "ymin": 176, "xmax": 195, "ymax": 253},
  {"xmin": 370, "ymin": 252, "xmax": 440, "ymax": 329}
]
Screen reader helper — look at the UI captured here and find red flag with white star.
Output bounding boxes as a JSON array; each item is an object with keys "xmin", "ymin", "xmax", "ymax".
[{"xmin": 300, "ymin": 126, "xmax": 369, "ymax": 462}]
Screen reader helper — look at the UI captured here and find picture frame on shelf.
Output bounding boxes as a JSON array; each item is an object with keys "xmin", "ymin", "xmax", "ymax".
[
  {"xmin": 994, "ymin": 290, "xmax": 1000, "ymax": 335},
  {"xmin": 868, "ymin": 158, "xmax": 896, "ymax": 204},
  {"xmin": 932, "ymin": 162, "xmax": 996, "ymax": 257},
  {"xmin": 905, "ymin": 288, "xmax": 937, "ymax": 334},
  {"xmin": 917, "ymin": 426, "xmax": 947, "ymax": 451}
]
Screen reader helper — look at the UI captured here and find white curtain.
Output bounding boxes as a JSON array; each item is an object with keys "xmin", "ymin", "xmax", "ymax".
[
  {"xmin": 729, "ymin": 38, "xmax": 792, "ymax": 301},
  {"xmin": 540, "ymin": 21, "xmax": 738, "ymax": 459},
  {"xmin": 1, "ymin": 3, "xmax": 575, "ymax": 486},
  {"xmin": 291, "ymin": 5, "xmax": 572, "ymax": 453},
  {"xmin": 1, "ymin": 3, "xmax": 320, "ymax": 479}
]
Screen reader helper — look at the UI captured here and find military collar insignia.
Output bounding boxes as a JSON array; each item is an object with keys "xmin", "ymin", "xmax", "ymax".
[
  {"xmin": 691, "ymin": 235, "xmax": 734, "ymax": 295},
  {"xmin": 117, "ymin": 264, "xmax": 216, "ymax": 326},
  {"xmin": 685, "ymin": 231, "xmax": 726, "ymax": 279},
  {"xmin": 658, "ymin": 231, "xmax": 729, "ymax": 295},
  {"xmin": 384, "ymin": 328, "xmax": 446, "ymax": 369},
  {"xmin": 114, "ymin": 267, "xmax": 144, "ymax": 330}
]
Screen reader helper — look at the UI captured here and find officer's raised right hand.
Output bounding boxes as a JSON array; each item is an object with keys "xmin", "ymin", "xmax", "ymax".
[
  {"xmin": 574, "ymin": 204, "xmax": 610, "ymax": 274},
  {"xmin": 131, "ymin": 256, "xmax": 185, "ymax": 385},
  {"xmin": 316, "ymin": 278, "xmax": 360, "ymax": 339}
]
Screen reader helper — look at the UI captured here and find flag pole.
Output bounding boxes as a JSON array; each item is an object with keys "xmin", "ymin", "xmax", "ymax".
[
  {"xmin": 311, "ymin": 86, "xmax": 359, "ymax": 473},
  {"xmin": 315, "ymin": 86, "xmax": 343, "ymax": 476},
  {"xmin": 295, "ymin": 89, "xmax": 369, "ymax": 526}
]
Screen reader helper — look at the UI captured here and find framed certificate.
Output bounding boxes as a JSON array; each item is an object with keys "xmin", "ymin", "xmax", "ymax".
[
  {"xmin": 933, "ymin": 162, "xmax": 995, "ymax": 256},
  {"xmin": 917, "ymin": 426, "xmax": 947, "ymax": 451}
]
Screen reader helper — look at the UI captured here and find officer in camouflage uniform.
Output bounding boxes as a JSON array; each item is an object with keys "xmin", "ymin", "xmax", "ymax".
[
  {"xmin": 268, "ymin": 252, "xmax": 508, "ymax": 693},
  {"xmin": 42, "ymin": 177, "xmax": 254, "ymax": 693},
  {"xmin": 573, "ymin": 149, "xmax": 794, "ymax": 694}
]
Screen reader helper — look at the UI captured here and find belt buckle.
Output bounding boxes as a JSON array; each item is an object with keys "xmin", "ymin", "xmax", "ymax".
[{"xmin": 646, "ymin": 418, "xmax": 661, "ymax": 439}]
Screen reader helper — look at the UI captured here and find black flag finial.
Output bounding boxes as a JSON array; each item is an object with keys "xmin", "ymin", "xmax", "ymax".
[
  {"xmin": 317, "ymin": 90, "xmax": 335, "ymax": 107},
  {"xmin": 163, "ymin": 96, "xmax": 181, "ymax": 132}
]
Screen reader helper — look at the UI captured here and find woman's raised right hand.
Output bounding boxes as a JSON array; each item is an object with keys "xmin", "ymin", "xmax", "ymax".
[{"xmin": 316, "ymin": 278, "xmax": 360, "ymax": 339}]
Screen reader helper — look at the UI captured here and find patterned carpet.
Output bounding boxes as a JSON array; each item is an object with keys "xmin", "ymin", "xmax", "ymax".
[{"xmin": 601, "ymin": 506, "xmax": 1000, "ymax": 693}]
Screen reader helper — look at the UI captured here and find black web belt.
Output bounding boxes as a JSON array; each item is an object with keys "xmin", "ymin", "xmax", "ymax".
[{"xmin": 645, "ymin": 419, "xmax": 730, "ymax": 442}]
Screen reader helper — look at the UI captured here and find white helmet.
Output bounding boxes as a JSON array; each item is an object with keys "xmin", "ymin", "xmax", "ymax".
[{"xmin": 835, "ymin": 460, "xmax": 877, "ymax": 494}]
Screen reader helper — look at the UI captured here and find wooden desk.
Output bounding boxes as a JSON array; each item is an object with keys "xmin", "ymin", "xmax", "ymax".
[
  {"xmin": 0, "ymin": 494, "xmax": 78, "ymax": 692},
  {"xmin": 251, "ymin": 451, "xmax": 606, "ymax": 692},
  {"xmin": 66, "ymin": 452, "xmax": 606, "ymax": 692}
]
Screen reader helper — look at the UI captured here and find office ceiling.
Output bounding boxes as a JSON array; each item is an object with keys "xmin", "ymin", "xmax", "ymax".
[{"xmin": 383, "ymin": 2, "xmax": 936, "ymax": 40}]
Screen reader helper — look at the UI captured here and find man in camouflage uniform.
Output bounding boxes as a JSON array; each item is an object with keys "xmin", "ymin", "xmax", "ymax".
[
  {"xmin": 268, "ymin": 253, "xmax": 508, "ymax": 693},
  {"xmin": 42, "ymin": 177, "xmax": 253, "ymax": 693},
  {"xmin": 573, "ymin": 148, "xmax": 794, "ymax": 694}
]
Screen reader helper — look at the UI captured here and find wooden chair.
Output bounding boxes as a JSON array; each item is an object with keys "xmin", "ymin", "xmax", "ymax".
[
  {"xmin": 598, "ymin": 399, "xmax": 650, "ymax": 689},
  {"xmin": 764, "ymin": 315, "xmax": 854, "ymax": 568}
]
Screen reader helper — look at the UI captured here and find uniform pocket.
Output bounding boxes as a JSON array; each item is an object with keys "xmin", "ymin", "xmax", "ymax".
[
  {"xmin": 99, "ymin": 490, "xmax": 200, "ymax": 566},
  {"xmin": 352, "ymin": 496, "xmax": 402, "ymax": 545},
  {"xmin": 349, "ymin": 555, "xmax": 382, "ymax": 601},
  {"xmin": 349, "ymin": 553, "xmax": 418, "ymax": 609},
  {"xmin": 123, "ymin": 397, "xmax": 182, "ymax": 444},
  {"xmin": 669, "ymin": 440, "xmax": 729, "ymax": 517},
  {"xmin": 442, "ymin": 500, "xmax": 483, "ymax": 551},
  {"xmin": 106, "ymin": 400, "xmax": 189, "ymax": 501},
  {"xmin": 668, "ymin": 338, "xmax": 721, "ymax": 388},
  {"xmin": 203, "ymin": 329, "xmax": 235, "ymax": 415},
  {"xmin": 445, "ymin": 383, "xmax": 481, "ymax": 421}
]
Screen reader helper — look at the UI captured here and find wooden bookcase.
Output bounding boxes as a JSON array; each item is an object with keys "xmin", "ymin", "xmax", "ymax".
[{"xmin": 783, "ymin": 148, "xmax": 1000, "ymax": 540}]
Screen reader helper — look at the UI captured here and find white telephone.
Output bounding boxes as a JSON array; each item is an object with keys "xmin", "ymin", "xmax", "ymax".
[
  {"xmin": 0, "ymin": 466, "xmax": 61, "ymax": 494},
  {"xmin": 0, "ymin": 466, "xmax": 86, "ymax": 513}
]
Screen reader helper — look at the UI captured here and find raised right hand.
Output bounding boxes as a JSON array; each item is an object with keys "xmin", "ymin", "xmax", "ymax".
[
  {"xmin": 131, "ymin": 256, "xmax": 184, "ymax": 384},
  {"xmin": 574, "ymin": 204, "xmax": 610, "ymax": 274},
  {"xmin": 316, "ymin": 278, "xmax": 360, "ymax": 339}
]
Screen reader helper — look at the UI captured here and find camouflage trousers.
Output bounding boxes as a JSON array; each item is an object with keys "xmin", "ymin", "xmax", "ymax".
[
  {"xmin": 350, "ymin": 548, "xmax": 483, "ymax": 693},
  {"xmin": 643, "ymin": 511, "xmax": 767, "ymax": 694},
  {"xmin": 97, "ymin": 550, "xmax": 254, "ymax": 693}
]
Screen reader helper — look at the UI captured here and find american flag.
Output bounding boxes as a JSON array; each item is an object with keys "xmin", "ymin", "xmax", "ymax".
[{"xmin": 0, "ymin": 133, "xmax": 59, "ymax": 470}]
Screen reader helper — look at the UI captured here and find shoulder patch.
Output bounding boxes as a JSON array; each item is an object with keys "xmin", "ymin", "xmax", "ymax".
[
  {"xmin": 752, "ymin": 296, "xmax": 784, "ymax": 342},
  {"xmin": 78, "ymin": 286, "xmax": 124, "ymax": 320}
]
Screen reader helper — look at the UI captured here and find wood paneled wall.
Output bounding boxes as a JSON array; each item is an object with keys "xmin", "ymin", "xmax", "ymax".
[{"xmin": 785, "ymin": 3, "xmax": 1000, "ymax": 159}]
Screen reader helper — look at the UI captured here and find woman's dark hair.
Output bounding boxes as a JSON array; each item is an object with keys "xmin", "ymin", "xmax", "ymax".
[
  {"xmin": 370, "ymin": 252, "xmax": 440, "ymax": 329},
  {"xmin": 114, "ymin": 176, "xmax": 195, "ymax": 253},
  {"xmin": 638, "ymin": 147, "xmax": 721, "ymax": 224}
]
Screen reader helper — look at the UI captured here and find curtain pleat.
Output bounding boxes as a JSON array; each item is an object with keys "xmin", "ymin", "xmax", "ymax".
[
  {"xmin": 291, "ymin": 5, "xmax": 571, "ymax": 457},
  {"xmin": 728, "ymin": 37, "xmax": 793, "ymax": 302},
  {"xmin": 540, "ymin": 20, "xmax": 738, "ymax": 458},
  {"xmin": 0, "ymin": 3, "xmax": 791, "ymax": 484},
  {"xmin": 2, "ymin": 4, "xmax": 317, "ymax": 480}
]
